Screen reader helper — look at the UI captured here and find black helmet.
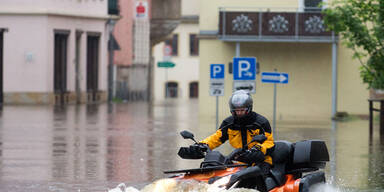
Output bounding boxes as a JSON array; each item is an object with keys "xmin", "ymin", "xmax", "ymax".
[{"xmin": 229, "ymin": 90, "xmax": 253, "ymax": 115}]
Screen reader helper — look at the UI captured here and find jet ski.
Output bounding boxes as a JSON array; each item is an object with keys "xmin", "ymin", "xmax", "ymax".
[{"xmin": 164, "ymin": 130, "xmax": 330, "ymax": 192}]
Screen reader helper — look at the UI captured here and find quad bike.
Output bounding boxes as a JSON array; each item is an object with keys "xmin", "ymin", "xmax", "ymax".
[{"xmin": 164, "ymin": 130, "xmax": 329, "ymax": 192}]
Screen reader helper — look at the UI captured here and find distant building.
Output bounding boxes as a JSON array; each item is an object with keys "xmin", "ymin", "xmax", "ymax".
[
  {"xmin": 152, "ymin": 0, "xmax": 199, "ymax": 101},
  {"xmin": 0, "ymin": 0, "xmax": 119, "ymax": 104},
  {"xmin": 112, "ymin": 0, "xmax": 181, "ymax": 102},
  {"xmin": 113, "ymin": 0, "xmax": 151, "ymax": 101},
  {"xmin": 198, "ymin": 0, "xmax": 368, "ymax": 121}
]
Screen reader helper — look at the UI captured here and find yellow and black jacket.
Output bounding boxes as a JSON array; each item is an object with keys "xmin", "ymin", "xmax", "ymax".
[{"xmin": 200, "ymin": 112, "xmax": 275, "ymax": 165}]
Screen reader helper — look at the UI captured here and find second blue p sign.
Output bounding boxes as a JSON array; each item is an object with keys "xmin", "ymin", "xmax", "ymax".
[{"xmin": 233, "ymin": 57, "xmax": 257, "ymax": 80}]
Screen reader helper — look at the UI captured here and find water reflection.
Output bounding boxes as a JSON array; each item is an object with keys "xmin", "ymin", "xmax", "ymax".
[{"xmin": 0, "ymin": 101, "xmax": 383, "ymax": 191}]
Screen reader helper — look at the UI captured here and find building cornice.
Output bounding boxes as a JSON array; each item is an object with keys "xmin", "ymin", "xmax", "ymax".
[
  {"xmin": 181, "ymin": 15, "xmax": 199, "ymax": 24},
  {"xmin": 199, "ymin": 30, "xmax": 218, "ymax": 39},
  {"xmin": 0, "ymin": 10, "xmax": 120, "ymax": 20}
]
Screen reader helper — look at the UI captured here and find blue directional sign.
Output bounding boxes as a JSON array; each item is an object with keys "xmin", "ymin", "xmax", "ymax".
[
  {"xmin": 210, "ymin": 64, "xmax": 225, "ymax": 79},
  {"xmin": 233, "ymin": 57, "xmax": 256, "ymax": 80},
  {"xmin": 261, "ymin": 72, "xmax": 289, "ymax": 84}
]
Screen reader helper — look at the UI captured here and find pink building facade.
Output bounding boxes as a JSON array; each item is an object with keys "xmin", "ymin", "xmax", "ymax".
[
  {"xmin": 0, "ymin": 0, "xmax": 118, "ymax": 104},
  {"xmin": 113, "ymin": 0, "xmax": 152, "ymax": 101}
]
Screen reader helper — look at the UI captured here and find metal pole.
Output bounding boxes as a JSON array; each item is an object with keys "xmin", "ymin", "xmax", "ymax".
[
  {"xmin": 369, "ymin": 100, "xmax": 373, "ymax": 142},
  {"xmin": 236, "ymin": 42, "xmax": 240, "ymax": 57},
  {"xmin": 332, "ymin": 42, "xmax": 338, "ymax": 117},
  {"xmin": 108, "ymin": 55, "xmax": 114, "ymax": 102},
  {"xmin": 273, "ymin": 69, "xmax": 277, "ymax": 139},
  {"xmin": 216, "ymin": 96, "xmax": 219, "ymax": 129},
  {"xmin": 113, "ymin": 64, "xmax": 116, "ymax": 99},
  {"xmin": 380, "ymin": 100, "xmax": 384, "ymax": 139},
  {"xmin": 107, "ymin": 19, "xmax": 116, "ymax": 103},
  {"xmin": 165, "ymin": 68, "xmax": 168, "ymax": 97}
]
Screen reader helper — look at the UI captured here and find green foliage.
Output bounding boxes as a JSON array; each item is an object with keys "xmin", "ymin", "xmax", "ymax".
[
  {"xmin": 323, "ymin": 0, "xmax": 384, "ymax": 89},
  {"xmin": 112, "ymin": 97, "xmax": 124, "ymax": 103}
]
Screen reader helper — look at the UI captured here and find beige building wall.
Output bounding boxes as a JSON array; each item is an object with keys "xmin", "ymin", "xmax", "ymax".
[
  {"xmin": 152, "ymin": 0, "xmax": 199, "ymax": 101},
  {"xmin": 198, "ymin": 0, "xmax": 369, "ymax": 123}
]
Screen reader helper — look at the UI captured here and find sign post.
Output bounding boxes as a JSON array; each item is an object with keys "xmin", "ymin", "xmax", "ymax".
[
  {"xmin": 160, "ymin": 44, "xmax": 174, "ymax": 97},
  {"xmin": 261, "ymin": 70, "xmax": 289, "ymax": 139},
  {"xmin": 233, "ymin": 57, "xmax": 257, "ymax": 93},
  {"xmin": 210, "ymin": 64, "xmax": 225, "ymax": 129}
]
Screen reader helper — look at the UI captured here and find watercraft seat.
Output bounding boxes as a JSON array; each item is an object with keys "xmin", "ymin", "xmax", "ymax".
[
  {"xmin": 288, "ymin": 140, "xmax": 329, "ymax": 173},
  {"xmin": 265, "ymin": 141, "xmax": 293, "ymax": 190}
]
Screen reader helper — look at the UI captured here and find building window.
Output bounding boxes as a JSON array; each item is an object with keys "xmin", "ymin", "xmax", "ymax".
[
  {"xmin": 189, "ymin": 34, "xmax": 199, "ymax": 56},
  {"xmin": 165, "ymin": 82, "xmax": 178, "ymax": 98},
  {"xmin": 189, "ymin": 82, "xmax": 198, "ymax": 98},
  {"xmin": 304, "ymin": 0, "xmax": 323, "ymax": 12},
  {"xmin": 165, "ymin": 34, "xmax": 178, "ymax": 56}
]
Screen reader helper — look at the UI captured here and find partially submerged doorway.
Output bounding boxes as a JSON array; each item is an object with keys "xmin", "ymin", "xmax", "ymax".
[{"xmin": 54, "ymin": 31, "xmax": 69, "ymax": 105}]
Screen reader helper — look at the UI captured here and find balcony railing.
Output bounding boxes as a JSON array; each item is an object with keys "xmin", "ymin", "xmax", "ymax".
[
  {"xmin": 108, "ymin": 0, "xmax": 119, "ymax": 15},
  {"xmin": 218, "ymin": 8, "xmax": 337, "ymax": 43}
]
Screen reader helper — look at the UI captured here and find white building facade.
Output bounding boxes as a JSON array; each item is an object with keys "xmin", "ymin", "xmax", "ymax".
[
  {"xmin": 152, "ymin": 0, "xmax": 200, "ymax": 101},
  {"xmin": 0, "ymin": 0, "xmax": 117, "ymax": 104}
]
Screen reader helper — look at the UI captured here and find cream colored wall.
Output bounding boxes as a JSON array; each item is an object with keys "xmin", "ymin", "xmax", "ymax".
[
  {"xmin": 199, "ymin": 40, "xmax": 336, "ymax": 121},
  {"xmin": 181, "ymin": 0, "xmax": 199, "ymax": 16},
  {"xmin": 153, "ymin": 23, "xmax": 199, "ymax": 101},
  {"xmin": 337, "ymin": 44, "xmax": 369, "ymax": 114},
  {"xmin": 152, "ymin": 0, "xmax": 199, "ymax": 101},
  {"xmin": 198, "ymin": 0, "xmax": 369, "ymax": 122}
]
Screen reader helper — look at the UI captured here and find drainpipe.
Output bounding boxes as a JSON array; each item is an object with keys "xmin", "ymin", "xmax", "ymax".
[
  {"xmin": 107, "ymin": 19, "xmax": 116, "ymax": 102},
  {"xmin": 331, "ymin": 41, "xmax": 338, "ymax": 117}
]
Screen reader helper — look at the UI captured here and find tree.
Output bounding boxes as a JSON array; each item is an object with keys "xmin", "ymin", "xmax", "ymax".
[{"xmin": 323, "ymin": 0, "xmax": 384, "ymax": 90}]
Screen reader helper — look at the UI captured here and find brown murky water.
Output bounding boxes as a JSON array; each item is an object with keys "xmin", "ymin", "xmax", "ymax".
[{"xmin": 0, "ymin": 100, "xmax": 383, "ymax": 192}]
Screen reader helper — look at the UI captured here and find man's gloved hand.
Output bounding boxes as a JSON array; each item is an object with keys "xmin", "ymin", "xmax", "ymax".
[
  {"xmin": 178, "ymin": 143, "xmax": 209, "ymax": 159},
  {"xmin": 235, "ymin": 147, "xmax": 265, "ymax": 165}
]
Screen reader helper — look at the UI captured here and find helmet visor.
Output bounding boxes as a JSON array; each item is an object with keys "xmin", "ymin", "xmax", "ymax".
[{"xmin": 233, "ymin": 107, "xmax": 248, "ymax": 117}]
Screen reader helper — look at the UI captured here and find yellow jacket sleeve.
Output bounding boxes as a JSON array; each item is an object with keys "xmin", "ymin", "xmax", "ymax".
[
  {"xmin": 258, "ymin": 132, "xmax": 274, "ymax": 155},
  {"xmin": 200, "ymin": 129, "xmax": 224, "ymax": 150}
]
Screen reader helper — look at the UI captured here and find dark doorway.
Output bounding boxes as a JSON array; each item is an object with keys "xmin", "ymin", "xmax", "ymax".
[
  {"xmin": 189, "ymin": 81, "xmax": 198, "ymax": 98},
  {"xmin": 165, "ymin": 82, "xmax": 178, "ymax": 98},
  {"xmin": 87, "ymin": 35, "xmax": 100, "ymax": 102},
  {"xmin": 54, "ymin": 32, "xmax": 69, "ymax": 105},
  {"xmin": 0, "ymin": 31, "xmax": 3, "ymax": 104},
  {"xmin": 75, "ymin": 31, "xmax": 82, "ymax": 104}
]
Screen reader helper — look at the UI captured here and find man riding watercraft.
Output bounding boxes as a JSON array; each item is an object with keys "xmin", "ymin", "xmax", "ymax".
[{"xmin": 178, "ymin": 90, "xmax": 275, "ymax": 191}]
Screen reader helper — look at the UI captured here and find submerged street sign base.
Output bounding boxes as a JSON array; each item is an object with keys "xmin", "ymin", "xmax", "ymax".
[{"xmin": 157, "ymin": 61, "xmax": 175, "ymax": 68}]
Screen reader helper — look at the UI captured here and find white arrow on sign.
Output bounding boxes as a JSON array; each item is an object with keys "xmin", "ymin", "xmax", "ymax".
[
  {"xmin": 261, "ymin": 72, "xmax": 289, "ymax": 84},
  {"xmin": 262, "ymin": 74, "xmax": 286, "ymax": 82}
]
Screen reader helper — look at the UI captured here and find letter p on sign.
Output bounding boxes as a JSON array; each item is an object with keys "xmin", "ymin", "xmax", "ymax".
[
  {"xmin": 233, "ymin": 57, "xmax": 256, "ymax": 80},
  {"xmin": 210, "ymin": 64, "xmax": 225, "ymax": 79}
]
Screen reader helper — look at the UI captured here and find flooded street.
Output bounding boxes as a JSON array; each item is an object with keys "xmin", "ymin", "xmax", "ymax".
[{"xmin": 0, "ymin": 100, "xmax": 383, "ymax": 192}]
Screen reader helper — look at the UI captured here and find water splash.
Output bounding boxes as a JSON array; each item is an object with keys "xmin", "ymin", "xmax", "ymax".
[
  {"xmin": 108, "ymin": 178, "xmax": 259, "ymax": 192},
  {"xmin": 311, "ymin": 183, "xmax": 345, "ymax": 192}
]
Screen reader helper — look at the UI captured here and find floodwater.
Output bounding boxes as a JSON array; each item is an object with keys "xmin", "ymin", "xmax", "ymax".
[{"xmin": 0, "ymin": 100, "xmax": 383, "ymax": 192}]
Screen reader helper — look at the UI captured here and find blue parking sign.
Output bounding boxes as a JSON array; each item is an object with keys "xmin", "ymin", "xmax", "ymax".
[
  {"xmin": 233, "ymin": 57, "xmax": 256, "ymax": 80},
  {"xmin": 210, "ymin": 64, "xmax": 225, "ymax": 79}
]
